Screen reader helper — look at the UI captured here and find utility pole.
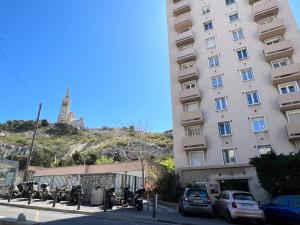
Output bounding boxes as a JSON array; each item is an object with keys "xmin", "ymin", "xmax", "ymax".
[{"xmin": 23, "ymin": 103, "xmax": 42, "ymax": 182}]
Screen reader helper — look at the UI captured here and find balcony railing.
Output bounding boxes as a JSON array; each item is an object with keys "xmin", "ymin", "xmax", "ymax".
[
  {"xmin": 182, "ymin": 135, "xmax": 207, "ymax": 151},
  {"xmin": 179, "ymin": 88, "xmax": 201, "ymax": 102},
  {"xmin": 258, "ymin": 19, "xmax": 285, "ymax": 41},
  {"xmin": 176, "ymin": 47, "xmax": 196, "ymax": 64},
  {"xmin": 177, "ymin": 67, "xmax": 198, "ymax": 82},
  {"xmin": 286, "ymin": 122, "xmax": 300, "ymax": 141},
  {"xmin": 174, "ymin": 13, "xmax": 192, "ymax": 32},
  {"xmin": 271, "ymin": 63, "xmax": 300, "ymax": 85},
  {"xmin": 278, "ymin": 92, "xmax": 300, "ymax": 111},
  {"xmin": 253, "ymin": 0, "xmax": 279, "ymax": 22},
  {"xmin": 173, "ymin": 0, "xmax": 190, "ymax": 17},
  {"xmin": 176, "ymin": 29, "xmax": 194, "ymax": 47},
  {"xmin": 180, "ymin": 110, "xmax": 204, "ymax": 126},
  {"xmin": 263, "ymin": 40, "xmax": 294, "ymax": 62}
]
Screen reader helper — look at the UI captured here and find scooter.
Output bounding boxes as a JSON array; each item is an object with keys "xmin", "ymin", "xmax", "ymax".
[
  {"xmin": 40, "ymin": 183, "xmax": 50, "ymax": 201},
  {"xmin": 8, "ymin": 185, "xmax": 21, "ymax": 199},
  {"xmin": 70, "ymin": 185, "xmax": 84, "ymax": 203},
  {"xmin": 120, "ymin": 187, "xmax": 145, "ymax": 211}
]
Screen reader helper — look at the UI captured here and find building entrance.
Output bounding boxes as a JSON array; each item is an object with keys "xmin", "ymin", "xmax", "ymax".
[{"xmin": 219, "ymin": 179, "xmax": 250, "ymax": 192}]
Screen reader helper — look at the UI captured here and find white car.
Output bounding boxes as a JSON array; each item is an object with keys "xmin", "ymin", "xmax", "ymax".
[{"xmin": 213, "ymin": 190, "xmax": 265, "ymax": 224}]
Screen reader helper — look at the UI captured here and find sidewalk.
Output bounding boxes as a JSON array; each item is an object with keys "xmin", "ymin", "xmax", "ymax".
[{"xmin": 0, "ymin": 199, "xmax": 227, "ymax": 225}]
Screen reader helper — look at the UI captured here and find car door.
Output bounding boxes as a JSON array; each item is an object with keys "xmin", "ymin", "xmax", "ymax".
[
  {"xmin": 267, "ymin": 196, "xmax": 289, "ymax": 222},
  {"xmin": 286, "ymin": 196, "xmax": 300, "ymax": 225}
]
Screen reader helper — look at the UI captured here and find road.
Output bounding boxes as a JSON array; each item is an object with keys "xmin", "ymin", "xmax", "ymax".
[{"xmin": 0, "ymin": 205, "xmax": 175, "ymax": 225}]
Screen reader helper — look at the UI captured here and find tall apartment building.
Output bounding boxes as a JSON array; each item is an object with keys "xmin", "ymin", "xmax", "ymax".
[{"xmin": 167, "ymin": 0, "xmax": 300, "ymax": 201}]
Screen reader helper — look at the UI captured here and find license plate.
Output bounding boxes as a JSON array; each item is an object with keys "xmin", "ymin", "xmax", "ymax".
[{"xmin": 193, "ymin": 199, "xmax": 204, "ymax": 204}]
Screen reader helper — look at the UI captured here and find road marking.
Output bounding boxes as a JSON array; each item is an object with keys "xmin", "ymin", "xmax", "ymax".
[{"xmin": 34, "ymin": 211, "xmax": 40, "ymax": 222}]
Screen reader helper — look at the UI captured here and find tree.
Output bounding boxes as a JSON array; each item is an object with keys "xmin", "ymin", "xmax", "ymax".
[
  {"xmin": 96, "ymin": 156, "xmax": 114, "ymax": 165},
  {"xmin": 250, "ymin": 152, "xmax": 300, "ymax": 197},
  {"xmin": 85, "ymin": 153, "xmax": 97, "ymax": 165},
  {"xmin": 72, "ymin": 151, "xmax": 83, "ymax": 165},
  {"xmin": 40, "ymin": 119, "xmax": 49, "ymax": 127}
]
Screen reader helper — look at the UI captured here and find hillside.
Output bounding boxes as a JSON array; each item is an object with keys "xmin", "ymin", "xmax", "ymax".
[{"xmin": 0, "ymin": 121, "xmax": 173, "ymax": 169}]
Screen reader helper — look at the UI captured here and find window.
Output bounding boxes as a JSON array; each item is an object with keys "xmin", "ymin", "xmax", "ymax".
[
  {"xmin": 215, "ymin": 97, "xmax": 227, "ymax": 111},
  {"xmin": 251, "ymin": 117, "xmax": 268, "ymax": 132},
  {"xmin": 259, "ymin": 16, "xmax": 275, "ymax": 25},
  {"xmin": 187, "ymin": 126, "xmax": 200, "ymax": 136},
  {"xmin": 201, "ymin": 6, "xmax": 210, "ymax": 15},
  {"xmin": 180, "ymin": 61, "xmax": 194, "ymax": 70},
  {"xmin": 212, "ymin": 75, "xmax": 223, "ymax": 88},
  {"xmin": 185, "ymin": 101, "xmax": 199, "ymax": 112},
  {"xmin": 209, "ymin": 55, "xmax": 220, "ymax": 68},
  {"xmin": 229, "ymin": 12, "xmax": 239, "ymax": 22},
  {"xmin": 179, "ymin": 44, "xmax": 193, "ymax": 51},
  {"xmin": 265, "ymin": 36, "xmax": 282, "ymax": 45},
  {"xmin": 205, "ymin": 37, "xmax": 216, "ymax": 49},
  {"xmin": 225, "ymin": 0, "xmax": 235, "ymax": 6},
  {"xmin": 279, "ymin": 82, "xmax": 299, "ymax": 94},
  {"xmin": 241, "ymin": 68, "xmax": 254, "ymax": 81},
  {"xmin": 271, "ymin": 58, "xmax": 290, "ymax": 69},
  {"xmin": 183, "ymin": 80, "xmax": 196, "ymax": 90},
  {"xmin": 271, "ymin": 196, "xmax": 288, "ymax": 207},
  {"xmin": 189, "ymin": 151, "xmax": 205, "ymax": 167},
  {"xmin": 257, "ymin": 145, "xmax": 272, "ymax": 155},
  {"xmin": 232, "ymin": 28, "xmax": 244, "ymax": 41},
  {"xmin": 204, "ymin": 21, "xmax": 213, "ymax": 31},
  {"xmin": 236, "ymin": 48, "xmax": 249, "ymax": 60},
  {"xmin": 218, "ymin": 122, "xmax": 232, "ymax": 136},
  {"xmin": 222, "ymin": 148, "xmax": 236, "ymax": 164},
  {"xmin": 246, "ymin": 91, "xmax": 260, "ymax": 106}
]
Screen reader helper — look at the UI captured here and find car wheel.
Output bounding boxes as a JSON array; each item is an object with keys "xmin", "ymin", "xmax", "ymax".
[
  {"xmin": 225, "ymin": 210, "xmax": 235, "ymax": 224},
  {"xmin": 181, "ymin": 208, "xmax": 187, "ymax": 217}
]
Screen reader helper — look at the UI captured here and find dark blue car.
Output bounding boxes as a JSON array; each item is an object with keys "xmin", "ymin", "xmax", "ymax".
[{"xmin": 260, "ymin": 195, "xmax": 300, "ymax": 225}]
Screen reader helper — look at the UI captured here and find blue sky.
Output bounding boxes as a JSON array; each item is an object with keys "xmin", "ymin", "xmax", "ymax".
[{"xmin": 0, "ymin": 0, "xmax": 299, "ymax": 132}]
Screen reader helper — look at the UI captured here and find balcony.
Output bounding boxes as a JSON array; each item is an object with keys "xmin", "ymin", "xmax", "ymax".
[
  {"xmin": 182, "ymin": 135, "xmax": 207, "ymax": 151},
  {"xmin": 175, "ymin": 13, "xmax": 192, "ymax": 32},
  {"xmin": 173, "ymin": 0, "xmax": 190, "ymax": 17},
  {"xmin": 253, "ymin": 0, "xmax": 279, "ymax": 22},
  {"xmin": 249, "ymin": 0, "xmax": 260, "ymax": 4},
  {"xmin": 177, "ymin": 67, "xmax": 198, "ymax": 82},
  {"xmin": 176, "ymin": 48, "xmax": 196, "ymax": 64},
  {"xmin": 176, "ymin": 30, "xmax": 194, "ymax": 47},
  {"xmin": 286, "ymin": 123, "xmax": 300, "ymax": 141},
  {"xmin": 278, "ymin": 92, "xmax": 300, "ymax": 111},
  {"xmin": 258, "ymin": 19, "xmax": 286, "ymax": 41},
  {"xmin": 271, "ymin": 63, "xmax": 300, "ymax": 85},
  {"xmin": 180, "ymin": 110, "xmax": 204, "ymax": 126},
  {"xmin": 173, "ymin": 0, "xmax": 181, "ymax": 3},
  {"xmin": 179, "ymin": 88, "xmax": 201, "ymax": 103},
  {"xmin": 263, "ymin": 40, "xmax": 294, "ymax": 62}
]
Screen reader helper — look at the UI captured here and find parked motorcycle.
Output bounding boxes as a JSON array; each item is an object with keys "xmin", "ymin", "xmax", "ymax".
[
  {"xmin": 55, "ymin": 186, "xmax": 67, "ymax": 203},
  {"xmin": 120, "ymin": 187, "xmax": 145, "ymax": 211},
  {"xmin": 70, "ymin": 185, "xmax": 84, "ymax": 203},
  {"xmin": 8, "ymin": 185, "xmax": 21, "ymax": 199},
  {"xmin": 40, "ymin": 183, "xmax": 50, "ymax": 201}
]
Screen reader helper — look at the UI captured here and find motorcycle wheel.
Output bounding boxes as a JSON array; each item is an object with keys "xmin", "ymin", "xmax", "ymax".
[
  {"xmin": 120, "ymin": 199, "xmax": 129, "ymax": 207},
  {"xmin": 136, "ymin": 203, "xmax": 143, "ymax": 211}
]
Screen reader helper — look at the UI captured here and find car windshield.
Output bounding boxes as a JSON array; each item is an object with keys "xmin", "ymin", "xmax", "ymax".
[
  {"xmin": 233, "ymin": 193, "xmax": 254, "ymax": 201},
  {"xmin": 186, "ymin": 189, "xmax": 207, "ymax": 198}
]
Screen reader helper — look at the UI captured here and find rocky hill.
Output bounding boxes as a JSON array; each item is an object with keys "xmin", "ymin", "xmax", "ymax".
[{"xmin": 0, "ymin": 121, "xmax": 173, "ymax": 169}]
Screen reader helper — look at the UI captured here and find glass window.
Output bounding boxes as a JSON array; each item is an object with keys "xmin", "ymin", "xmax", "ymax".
[
  {"xmin": 272, "ymin": 196, "xmax": 288, "ymax": 207},
  {"xmin": 258, "ymin": 145, "xmax": 272, "ymax": 155},
  {"xmin": 265, "ymin": 36, "xmax": 282, "ymax": 45},
  {"xmin": 232, "ymin": 28, "xmax": 244, "ymax": 41},
  {"xmin": 237, "ymin": 48, "xmax": 249, "ymax": 60},
  {"xmin": 251, "ymin": 117, "xmax": 268, "ymax": 132},
  {"xmin": 189, "ymin": 151, "xmax": 205, "ymax": 167},
  {"xmin": 222, "ymin": 148, "xmax": 236, "ymax": 164},
  {"xmin": 246, "ymin": 91, "xmax": 260, "ymax": 105},
  {"xmin": 259, "ymin": 16, "xmax": 275, "ymax": 25},
  {"xmin": 209, "ymin": 55, "xmax": 220, "ymax": 67},
  {"xmin": 183, "ymin": 80, "xmax": 196, "ymax": 90},
  {"xmin": 229, "ymin": 12, "xmax": 239, "ymax": 22},
  {"xmin": 187, "ymin": 126, "xmax": 200, "ymax": 136},
  {"xmin": 219, "ymin": 122, "xmax": 232, "ymax": 136},
  {"xmin": 212, "ymin": 75, "xmax": 223, "ymax": 88},
  {"xmin": 233, "ymin": 193, "xmax": 254, "ymax": 201},
  {"xmin": 287, "ymin": 110, "xmax": 300, "ymax": 123},
  {"xmin": 279, "ymin": 82, "xmax": 299, "ymax": 94},
  {"xmin": 241, "ymin": 68, "xmax": 254, "ymax": 81},
  {"xmin": 225, "ymin": 0, "xmax": 235, "ymax": 5},
  {"xmin": 215, "ymin": 97, "xmax": 227, "ymax": 111},
  {"xmin": 205, "ymin": 37, "xmax": 216, "ymax": 49},
  {"xmin": 204, "ymin": 21, "xmax": 213, "ymax": 31},
  {"xmin": 185, "ymin": 102, "xmax": 199, "ymax": 112},
  {"xmin": 271, "ymin": 58, "xmax": 289, "ymax": 69},
  {"xmin": 202, "ymin": 6, "xmax": 210, "ymax": 15}
]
